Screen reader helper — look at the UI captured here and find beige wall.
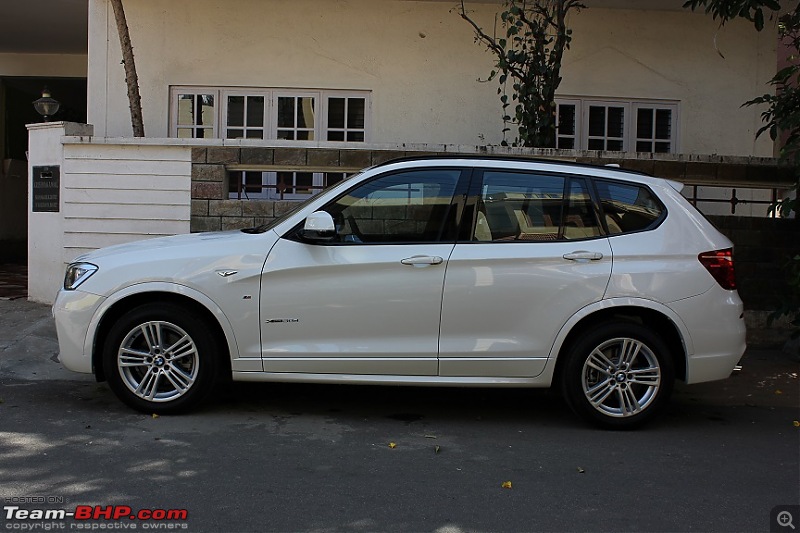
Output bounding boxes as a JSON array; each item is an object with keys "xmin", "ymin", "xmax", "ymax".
[{"xmin": 88, "ymin": 0, "xmax": 775, "ymax": 157}]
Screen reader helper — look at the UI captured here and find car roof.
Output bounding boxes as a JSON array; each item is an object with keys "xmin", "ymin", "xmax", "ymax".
[{"xmin": 370, "ymin": 155, "xmax": 671, "ymax": 188}]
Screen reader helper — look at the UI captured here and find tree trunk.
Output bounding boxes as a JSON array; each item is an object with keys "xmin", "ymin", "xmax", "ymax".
[{"xmin": 109, "ymin": 0, "xmax": 145, "ymax": 137}]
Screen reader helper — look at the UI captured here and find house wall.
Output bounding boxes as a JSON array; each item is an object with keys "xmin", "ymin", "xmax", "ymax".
[{"xmin": 87, "ymin": 0, "xmax": 774, "ymax": 157}]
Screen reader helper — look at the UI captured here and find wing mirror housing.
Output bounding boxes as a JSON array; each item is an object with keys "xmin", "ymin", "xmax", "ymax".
[{"xmin": 300, "ymin": 211, "xmax": 337, "ymax": 241}]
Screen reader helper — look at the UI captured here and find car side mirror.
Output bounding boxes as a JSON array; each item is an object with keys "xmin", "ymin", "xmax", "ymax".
[{"xmin": 300, "ymin": 211, "xmax": 337, "ymax": 241}]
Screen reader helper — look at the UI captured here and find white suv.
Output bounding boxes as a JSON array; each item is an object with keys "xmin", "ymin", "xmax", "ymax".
[{"xmin": 53, "ymin": 157, "xmax": 745, "ymax": 428}]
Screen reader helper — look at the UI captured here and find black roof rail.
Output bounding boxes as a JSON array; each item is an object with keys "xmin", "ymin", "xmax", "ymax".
[{"xmin": 372, "ymin": 153, "xmax": 653, "ymax": 177}]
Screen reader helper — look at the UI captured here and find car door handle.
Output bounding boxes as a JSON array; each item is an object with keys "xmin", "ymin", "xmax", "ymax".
[
  {"xmin": 563, "ymin": 251, "xmax": 604, "ymax": 261},
  {"xmin": 401, "ymin": 255, "xmax": 444, "ymax": 266}
]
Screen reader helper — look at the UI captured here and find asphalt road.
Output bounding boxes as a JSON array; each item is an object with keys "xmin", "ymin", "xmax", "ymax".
[{"xmin": 0, "ymin": 300, "xmax": 798, "ymax": 532}]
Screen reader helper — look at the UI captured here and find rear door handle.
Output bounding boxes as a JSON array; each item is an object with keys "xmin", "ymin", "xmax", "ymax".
[
  {"xmin": 563, "ymin": 251, "xmax": 604, "ymax": 261},
  {"xmin": 401, "ymin": 255, "xmax": 444, "ymax": 266}
]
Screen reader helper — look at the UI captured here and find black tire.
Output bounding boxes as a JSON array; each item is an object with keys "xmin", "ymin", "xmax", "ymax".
[
  {"xmin": 561, "ymin": 321, "xmax": 675, "ymax": 429},
  {"xmin": 103, "ymin": 303, "xmax": 221, "ymax": 414}
]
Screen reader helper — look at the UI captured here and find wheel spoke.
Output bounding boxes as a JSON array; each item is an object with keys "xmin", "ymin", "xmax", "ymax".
[
  {"xmin": 163, "ymin": 366, "xmax": 194, "ymax": 393},
  {"xmin": 166, "ymin": 335, "xmax": 197, "ymax": 361},
  {"xmin": 135, "ymin": 368, "xmax": 161, "ymax": 400},
  {"xmin": 118, "ymin": 347, "xmax": 150, "ymax": 367},
  {"xmin": 586, "ymin": 378, "xmax": 616, "ymax": 407},
  {"xmin": 619, "ymin": 339, "xmax": 642, "ymax": 366},
  {"xmin": 617, "ymin": 387, "xmax": 641, "ymax": 415},
  {"xmin": 139, "ymin": 322, "xmax": 160, "ymax": 351},
  {"xmin": 586, "ymin": 349, "xmax": 615, "ymax": 376},
  {"xmin": 628, "ymin": 367, "xmax": 660, "ymax": 387}
]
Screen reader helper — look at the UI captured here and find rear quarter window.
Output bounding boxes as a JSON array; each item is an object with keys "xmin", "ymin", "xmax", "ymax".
[{"xmin": 595, "ymin": 179, "xmax": 664, "ymax": 234}]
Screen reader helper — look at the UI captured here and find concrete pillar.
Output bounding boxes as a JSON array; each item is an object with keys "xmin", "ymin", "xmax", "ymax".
[{"xmin": 26, "ymin": 122, "xmax": 93, "ymax": 303}]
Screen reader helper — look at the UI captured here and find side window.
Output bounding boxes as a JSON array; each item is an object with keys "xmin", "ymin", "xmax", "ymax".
[
  {"xmin": 473, "ymin": 171, "xmax": 600, "ymax": 242},
  {"xmin": 323, "ymin": 170, "xmax": 461, "ymax": 244},
  {"xmin": 595, "ymin": 180, "xmax": 663, "ymax": 234}
]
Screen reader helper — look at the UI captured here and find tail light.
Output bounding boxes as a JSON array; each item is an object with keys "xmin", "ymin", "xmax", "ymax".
[{"xmin": 698, "ymin": 248, "xmax": 736, "ymax": 290}]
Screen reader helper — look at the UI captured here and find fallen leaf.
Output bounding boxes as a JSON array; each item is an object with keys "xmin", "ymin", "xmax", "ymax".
[
  {"xmin": 152, "ymin": 413, "xmax": 160, "ymax": 419},
  {"xmin": 775, "ymin": 390, "xmax": 783, "ymax": 395},
  {"xmin": 434, "ymin": 445, "xmax": 441, "ymax": 454},
  {"xmin": 388, "ymin": 442, "xmax": 397, "ymax": 449},
  {"xmin": 577, "ymin": 467, "xmax": 585, "ymax": 473},
  {"xmin": 793, "ymin": 420, "xmax": 799, "ymax": 427},
  {"xmin": 501, "ymin": 481, "xmax": 512, "ymax": 489}
]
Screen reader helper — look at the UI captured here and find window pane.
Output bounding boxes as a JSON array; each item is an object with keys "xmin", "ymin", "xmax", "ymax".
[
  {"xmin": 607, "ymin": 140, "xmax": 623, "ymax": 151},
  {"xmin": 328, "ymin": 131, "xmax": 345, "ymax": 141},
  {"xmin": 227, "ymin": 96, "xmax": 244, "ymax": 127},
  {"xmin": 558, "ymin": 104, "xmax": 576, "ymax": 136},
  {"xmin": 247, "ymin": 96, "xmax": 264, "ymax": 127},
  {"xmin": 297, "ymin": 97, "xmax": 315, "ymax": 129},
  {"xmin": 596, "ymin": 180, "xmax": 663, "ymax": 234},
  {"xmin": 323, "ymin": 170, "xmax": 460, "ymax": 244},
  {"xmin": 297, "ymin": 130, "xmax": 313, "ymax": 141},
  {"xmin": 564, "ymin": 178, "xmax": 601, "ymax": 240},
  {"xmin": 588, "ymin": 139, "xmax": 605, "ymax": 151},
  {"xmin": 607, "ymin": 107, "xmax": 624, "ymax": 138},
  {"xmin": 199, "ymin": 95, "xmax": 214, "ymax": 126},
  {"xmin": 636, "ymin": 141, "xmax": 652, "ymax": 152},
  {"xmin": 637, "ymin": 108, "xmax": 653, "ymax": 139},
  {"xmin": 588, "ymin": 106, "xmax": 606, "ymax": 137},
  {"xmin": 277, "ymin": 130, "xmax": 294, "ymax": 140},
  {"xmin": 347, "ymin": 131, "xmax": 365, "ymax": 142},
  {"xmin": 198, "ymin": 127, "xmax": 214, "ymax": 138},
  {"xmin": 296, "ymin": 172, "xmax": 314, "ymax": 194},
  {"xmin": 278, "ymin": 97, "xmax": 294, "ymax": 128},
  {"xmin": 476, "ymin": 171, "xmax": 565, "ymax": 242},
  {"xmin": 655, "ymin": 109, "xmax": 672, "ymax": 140},
  {"xmin": 655, "ymin": 141, "xmax": 671, "ymax": 153},
  {"xmin": 227, "ymin": 129, "xmax": 244, "ymax": 139},
  {"xmin": 328, "ymin": 98, "xmax": 345, "ymax": 129},
  {"xmin": 246, "ymin": 130, "xmax": 264, "ymax": 139},
  {"xmin": 347, "ymin": 98, "xmax": 366, "ymax": 129},
  {"xmin": 177, "ymin": 128, "xmax": 193, "ymax": 138},
  {"xmin": 325, "ymin": 173, "xmax": 346, "ymax": 187},
  {"xmin": 557, "ymin": 137, "xmax": 575, "ymax": 149},
  {"xmin": 177, "ymin": 94, "xmax": 195, "ymax": 126}
]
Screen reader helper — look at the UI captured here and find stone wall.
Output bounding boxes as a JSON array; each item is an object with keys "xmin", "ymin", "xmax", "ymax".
[{"xmin": 189, "ymin": 145, "xmax": 794, "ymax": 232}]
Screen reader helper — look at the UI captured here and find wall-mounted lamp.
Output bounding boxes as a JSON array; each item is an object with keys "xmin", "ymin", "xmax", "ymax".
[{"xmin": 33, "ymin": 88, "xmax": 61, "ymax": 121}]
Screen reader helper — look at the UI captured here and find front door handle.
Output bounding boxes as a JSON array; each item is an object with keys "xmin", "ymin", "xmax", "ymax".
[
  {"xmin": 563, "ymin": 251, "xmax": 604, "ymax": 261},
  {"xmin": 401, "ymin": 255, "xmax": 444, "ymax": 266}
]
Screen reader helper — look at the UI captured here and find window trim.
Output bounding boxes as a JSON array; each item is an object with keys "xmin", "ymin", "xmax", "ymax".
[
  {"xmin": 555, "ymin": 96, "xmax": 680, "ymax": 154},
  {"xmin": 169, "ymin": 86, "xmax": 371, "ymax": 142}
]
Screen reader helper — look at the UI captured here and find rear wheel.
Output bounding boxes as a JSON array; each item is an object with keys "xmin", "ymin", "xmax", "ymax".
[
  {"xmin": 561, "ymin": 322, "xmax": 675, "ymax": 429},
  {"xmin": 103, "ymin": 303, "xmax": 221, "ymax": 413}
]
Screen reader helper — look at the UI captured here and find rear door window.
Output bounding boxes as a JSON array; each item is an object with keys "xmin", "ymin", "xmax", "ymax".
[{"xmin": 595, "ymin": 180, "xmax": 663, "ymax": 234}]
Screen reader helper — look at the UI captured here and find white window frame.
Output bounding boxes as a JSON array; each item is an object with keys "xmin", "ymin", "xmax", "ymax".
[
  {"xmin": 221, "ymin": 90, "xmax": 271, "ymax": 140},
  {"xmin": 555, "ymin": 97, "xmax": 680, "ymax": 153},
  {"xmin": 170, "ymin": 86, "xmax": 371, "ymax": 143}
]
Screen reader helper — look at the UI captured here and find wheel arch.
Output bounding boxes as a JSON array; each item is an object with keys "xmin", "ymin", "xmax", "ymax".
[
  {"xmin": 547, "ymin": 299, "xmax": 691, "ymax": 388},
  {"xmin": 89, "ymin": 283, "xmax": 237, "ymax": 382}
]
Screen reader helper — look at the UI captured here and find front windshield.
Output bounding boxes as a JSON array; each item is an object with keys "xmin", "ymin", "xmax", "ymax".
[{"xmin": 242, "ymin": 172, "xmax": 363, "ymax": 234}]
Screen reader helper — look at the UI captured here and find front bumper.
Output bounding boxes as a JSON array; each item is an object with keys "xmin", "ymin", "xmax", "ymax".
[{"xmin": 52, "ymin": 289, "xmax": 107, "ymax": 374}]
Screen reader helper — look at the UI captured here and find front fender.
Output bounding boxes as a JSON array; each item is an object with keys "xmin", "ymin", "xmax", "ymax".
[{"xmin": 85, "ymin": 281, "xmax": 242, "ymax": 368}]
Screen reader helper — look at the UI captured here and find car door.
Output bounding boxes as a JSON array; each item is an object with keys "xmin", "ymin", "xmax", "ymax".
[
  {"xmin": 439, "ymin": 169, "xmax": 613, "ymax": 378},
  {"xmin": 259, "ymin": 168, "xmax": 467, "ymax": 376}
]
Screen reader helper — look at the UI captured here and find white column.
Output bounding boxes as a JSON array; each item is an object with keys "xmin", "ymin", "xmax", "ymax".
[{"xmin": 26, "ymin": 122, "xmax": 94, "ymax": 304}]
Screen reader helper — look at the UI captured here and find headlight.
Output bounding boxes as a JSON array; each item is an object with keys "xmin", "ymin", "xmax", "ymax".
[{"xmin": 63, "ymin": 262, "xmax": 98, "ymax": 290}]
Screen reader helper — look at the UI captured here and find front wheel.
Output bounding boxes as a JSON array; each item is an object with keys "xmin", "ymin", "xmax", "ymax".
[
  {"xmin": 103, "ymin": 303, "xmax": 221, "ymax": 414},
  {"xmin": 561, "ymin": 322, "xmax": 675, "ymax": 429}
]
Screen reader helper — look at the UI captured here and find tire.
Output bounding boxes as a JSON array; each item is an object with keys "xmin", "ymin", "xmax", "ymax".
[
  {"xmin": 561, "ymin": 321, "xmax": 675, "ymax": 429},
  {"xmin": 103, "ymin": 303, "xmax": 221, "ymax": 414}
]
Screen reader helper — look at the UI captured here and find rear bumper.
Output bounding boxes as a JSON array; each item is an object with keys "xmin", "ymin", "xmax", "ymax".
[{"xmin": 668, "ymin": 287, "xmax": 746, "ymax": 384}]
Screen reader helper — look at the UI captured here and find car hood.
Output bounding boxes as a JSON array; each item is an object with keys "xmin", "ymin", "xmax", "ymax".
[{"xmin": 73, "ymin": 230, "xmax": 249, "ymax": 263}]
